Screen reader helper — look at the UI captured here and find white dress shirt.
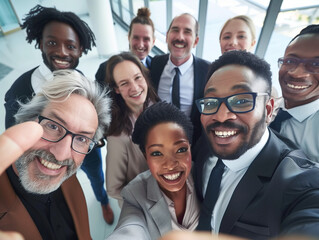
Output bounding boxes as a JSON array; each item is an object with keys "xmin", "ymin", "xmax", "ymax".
[
  {"xmin": 31, "ymin": 64, "xmax": 54, "ymax": 94},
  {"xmin": 280, "ymin": 99, "xmax": 319, "ymax": 162},
  {"xmin": 157, "ymin": 55, "xmax": 194, "ymax": 117},
  {"xmin": 202, "ymin": 129, "xmax": 270, "ymax": 233}
]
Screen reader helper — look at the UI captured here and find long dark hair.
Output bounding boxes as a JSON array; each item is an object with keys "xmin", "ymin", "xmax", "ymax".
[{"xmin": 105, "ymin": 52, "xmax": 159, "ymax": 136}]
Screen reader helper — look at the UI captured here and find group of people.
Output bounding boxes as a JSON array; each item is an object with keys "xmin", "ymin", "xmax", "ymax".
[{"xmin": 1, "ymin": 3, "xmax": 319, "ymax": 240}]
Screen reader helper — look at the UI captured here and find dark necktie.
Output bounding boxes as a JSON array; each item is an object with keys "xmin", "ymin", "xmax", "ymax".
[
  {"xmin": 269, "ymin": 108, "xmax": 292, "ymax": 132},
  {"xmin": 196, "ymin": 158, "xmax": 225, "ymax": 231},
  {"xmin": 172, "ymin": 67, "xmax": 180, "ymax": 108}
]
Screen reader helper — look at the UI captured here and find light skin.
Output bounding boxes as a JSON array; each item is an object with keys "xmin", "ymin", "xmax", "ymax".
[
  {"xmin": 40, "ymin": 21, "xmax": 83, "ymax": 71},
  {"xmin": 166, "ymin": 14, "xmax": 199, "ymax": 66},
  {"xmin": 145, "ymin": 122, "xmax": 192, "ymax": 224},
  {"xmin": 13, "ymin": 94, "xmax": 98, "ymax": 194},
  {"xmin": 129, "ymin": 23, "xmax": 155, "ymax": 61},
  {"xmin": 220, "ymin": 19, "xmax": 255, "ymax": 54},
  {"xmin": 200, "ymin": 65, "xmax": 273, "ymax": 160},
  {"xmin": 113, "ymin": 60, "xmax": 148, "ymax": 117},
  {"xmin": 279, "ymin": 34, "xmax": 319, "ymax": 109}
]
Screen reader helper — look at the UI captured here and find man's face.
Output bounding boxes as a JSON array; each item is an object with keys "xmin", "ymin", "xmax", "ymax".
[
  {"xmin": 166, "ymin": 14, "xmax": 199, "ymax": 66},
  {"xmin": 129, "ymin": 23, "xmax": 155, "ymax": 61},
  {"xmin": 200, "ymin": 65, "xmax": 273, "ymax": 160},
  {"xmin": 15, "ymin": 94, "xmax": 98, "ymax": 194},
  {"xmin": 279, "ymin": 34, "xmax": 319, "ymax": 109},
  {"xmin": 40, "ymin": 21, "xmax": 83, "ymax": 71}
]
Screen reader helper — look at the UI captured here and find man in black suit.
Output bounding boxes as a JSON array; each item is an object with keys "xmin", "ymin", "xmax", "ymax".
[
  {"xmin": 194, "ymin": 50, "xmax": 319, "ymax": 239},
  {"xmin": 150, "ymin": 13, "xmax": 210, "ymax": 144}
]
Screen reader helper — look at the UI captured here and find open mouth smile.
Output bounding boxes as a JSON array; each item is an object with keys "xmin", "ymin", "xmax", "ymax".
[{"xmin": 215, "ymin": 130, "xmax": 237, "ymax": 138}]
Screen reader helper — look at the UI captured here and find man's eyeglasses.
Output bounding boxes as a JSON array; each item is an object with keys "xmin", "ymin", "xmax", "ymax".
[
  {"xmin": 38, "ymin": 116, "xmax": 97, "ymax": 154},
  {"xmin": 278, "ymin": 57, "xmax": 319, "ymax": 74},
  {"xmin": 195, "ymin": 92, "xmax": 269, "ymax": 115}
]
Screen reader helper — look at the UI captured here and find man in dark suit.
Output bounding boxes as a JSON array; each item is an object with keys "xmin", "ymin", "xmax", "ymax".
[
  {"xmin": 4, "ymin": 5, "xmax": 114, "ymax": 224},
  {"xmin": 270, "ymin": 24, "xmax": 319, "ymax": 162},
  {"xmin": 0, "ymin": 70, "xmax": 112, "ymax": 239},
  {"xmin": 150, "ymin": 13, "xmax": 210, "ymax": 144},
  {"xmin": 193, "ymin": 50, "xmax": 319, "ymax": 239}
]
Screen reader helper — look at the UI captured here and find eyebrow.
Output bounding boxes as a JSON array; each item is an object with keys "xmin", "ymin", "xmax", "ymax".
[
  {"xmin": 204, "ymin": 83, "xmax": 252, "ymax": 95},
  {"xmin": 46, "ymin": 112, "xmax": 95, "ymax": 135},
  {"xmin": 147, "ymin": 139, "xmax": 189, "ymax": 150}
]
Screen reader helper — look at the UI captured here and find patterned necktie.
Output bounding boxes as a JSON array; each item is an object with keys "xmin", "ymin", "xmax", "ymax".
[
  {"xmin": 172, "ymin": 67, "xmax": 180, "ymax": 108},
  {"xmin": 269, "ymin": 108, "xmax": 292, "ymax": 132},
  {"xmin": 196, "ymin": 158, "xmax": 225, "ymax": 231}
]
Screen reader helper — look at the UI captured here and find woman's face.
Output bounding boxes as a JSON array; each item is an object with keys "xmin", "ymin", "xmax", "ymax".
[
  {"xmin": 145, "ymin": 122, "xmax": 192, "ymax": 198},
  {"xmin": 113, "ymin": 60, "xmax": 148, "ymax": 112},
  {"xmin": 220, "ymin": 19, "xmax": 255, "ymax": 54}
]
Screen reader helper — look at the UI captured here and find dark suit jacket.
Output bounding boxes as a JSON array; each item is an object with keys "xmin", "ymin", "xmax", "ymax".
[
  {"xmin": 193, "ymin": 129, "xmax": 319, "ymax": 239},
  {"xmin": 0, "ymin": 173, "xmax": 91, "ymax": 240},
  {"xmin": 95, "ymin": 55, "xmax": 152, "ymax": 86},
  {"xmin": 150, "ymin": 54, "xmax": 210, "ymax": 145},
  {"xmin": 4, "ymin": 67, "xmax": 37, "ymax": 129}
]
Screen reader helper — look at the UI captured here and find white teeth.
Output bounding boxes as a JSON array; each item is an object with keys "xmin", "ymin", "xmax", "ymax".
[
  {"xmin": 131, "ymin": 91, "xmax": 142, "ymax": 97},
  {"xmin": 287, "ymin": 83, "xmax": 308, "ymax": 89},
  {"xmin": 40, "ymin": 159, "xmax": 62, "ymax": 170},
  {"xmin": 163, "ymin": 172, "xmax": 181, "ymax": 180},
  {"xmin": 137, "ymin": 49, "xmax": 145, "ymax": 52},
  {"xmin": 174, "ymin": 44, "xmax": 184, "ymax": 48},
  {"xmin": 215, "ymin": 130, "xmax": 237, "ymax": 138},
  {"xmin": 54, "ymin": 59, "xmax": 69, "ymax": 65}
]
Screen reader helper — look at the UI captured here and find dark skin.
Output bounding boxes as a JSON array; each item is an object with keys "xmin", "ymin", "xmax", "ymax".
[{"xmin": 40, "ymin": 21, "xmax": 83, "ymax": 71}]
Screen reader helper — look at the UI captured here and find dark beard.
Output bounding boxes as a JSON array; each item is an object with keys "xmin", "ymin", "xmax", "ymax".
[{"xmin": 42, "ymin": 52, "xmax": 79, "ymax": 71}]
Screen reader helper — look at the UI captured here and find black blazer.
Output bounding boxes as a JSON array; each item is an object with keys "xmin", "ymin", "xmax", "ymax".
[
  {"xmin": 4, "ymin": 67, "xmax": 37, "ymax": 129},
  {"xmin": 193, "ymin": 129, "xmax": 319, "ymax": 239},
  {"xmin": 95, "ymin": 55, "xmax": 153, "ymax": 86},
  {"xmin": 150, "ymin": 54, "xmax": 210, "ymax": 145}
]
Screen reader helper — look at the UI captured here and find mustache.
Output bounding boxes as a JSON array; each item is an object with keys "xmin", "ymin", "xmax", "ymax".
[
  {"xmin": 172, "ymin": 40, "xmax": 186, "ymax": 45},
  {"xmin": 29, "ymin": 149, "xmax": 73, "ymax": 167},
  {"xmin": 206, "ymin": 121, "xmax": 247, "ymax": 133}
]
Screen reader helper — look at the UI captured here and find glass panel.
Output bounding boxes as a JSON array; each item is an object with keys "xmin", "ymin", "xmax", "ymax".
[
  {"xmin": 172, "ymin": 0, "xmax": 199, "ymax": 18},
  {"xmin": 149, "ymin": 0, "xmax": 167, "ymax": 52},
  {"xmin": 112, "ymin": 0, "xmax": 121, "ymax": 17},
  {"xmin": 122, "ymin": 0, "xmax": 131, "ymax": 24},
  {"xmin": 0, "ymin": 0, "xmax": 20, "ymax": 34}
]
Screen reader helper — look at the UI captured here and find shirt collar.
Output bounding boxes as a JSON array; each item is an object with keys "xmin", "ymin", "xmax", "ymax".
[
  {"xmin": 284, "ymin": 98, "xmax": 319, "ymax": 122},
  {"xmin": 38, "ymin": 63, "xmax": 54, "ymax": 81},
  {"xmin": 140, "ymin": 57, "xmax": 147, "ymax": 67},
  {"xmin": 222, "ymin": 128, "xmax": 270, "ymax": 172},
  {"xmin": 168, "ymin": 54, "xmax": 194, "ymax": 76}
]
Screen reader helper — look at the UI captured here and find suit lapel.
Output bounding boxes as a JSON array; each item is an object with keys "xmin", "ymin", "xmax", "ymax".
[
  {"xmin": 220, "ymin": 130, "xmax": 290, "ymax": 233},
  {"xmin": 146, "ymin": 175, "xmax": 172, "ymax": 236},
  {"xmin": 150, "ymin": 54, "xmax": 169, "ymax": 90}
]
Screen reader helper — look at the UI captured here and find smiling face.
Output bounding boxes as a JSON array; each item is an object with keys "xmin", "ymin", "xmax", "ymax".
[
  {"xmin": 129, "ymin": 23, "xmax": 155, "ymax": 61},
  {"xmin": 145, "ymin": 122, "xmax": 192, "ymax": 198},
  {"xmin": 220, "ymin": 19, "xmax": 255, "ymax": 54},
  {"xmin": 166, "ymin": 14, "xmax": 199, "ymax": 66},
  {"xmin": 113, "ymin": 60, "xmax": 148, "ymax": 113},
  {"xmin": 279, "ymin": 34, "xmax": 319, "ymax": 109},
  {"xmin": 200, "ymin": 65, "xmax": 273, "ymax": 160},
  {"xmin": 40, "ymin": 21, "xmax": 83, "ymax": 71},
  {"xmin": 14, "ymin": 94, "xmax": 98, "ymax": 194}
]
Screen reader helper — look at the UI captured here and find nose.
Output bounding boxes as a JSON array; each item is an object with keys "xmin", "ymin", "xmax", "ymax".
[
  {"xmin": 288, "ymin": 63, "xmax": 310, "ymax": 78},
  {"xmin": 176, "ymin": 30, "xmax": 185, "ymax": 41},
  {"xmin": 130, "ymin": 81, "xmax": 140, "ymax": 92},
  {"xmin": 138, "ymin": 39, "xmax": 144, "ymax": 48},
  {"xmin": 49, "ymin": 134, "xmax": 73, "ymax": 161},
  {"xmin": 212, "ymin": 102, "xmax": 237, "ymax": 123},
  {"xmin": 229, "ymin": 37, "xmax": 237, "ymax": 46},
  {"xmin": 163, "ymin": 155, "xmax": 178, "ymax": 171},
  {"xmin": 56, "ymin": 44, "xmax": 68, "ymax": 57}
]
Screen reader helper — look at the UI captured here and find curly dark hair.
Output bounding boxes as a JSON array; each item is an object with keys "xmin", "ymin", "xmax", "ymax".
[
  {"xmin": 207, "ymin": 50, "xmax": 272, "ymax": 94},
  {"xmin": 289, "ymin": 24, "xmax": 319, "ymax": 44},
  {"xmin": 21, "ymin": 5, "xmax": 96, "ymax": 54},
  {"xmin": 132, "ymin": 101, "xmax": 193, "ymax": 153}
]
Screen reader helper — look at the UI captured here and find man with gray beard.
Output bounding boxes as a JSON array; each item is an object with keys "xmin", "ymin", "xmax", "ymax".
[{"xmin": 0, "ymin": 69, "xmax": 112, "ymax": 240}]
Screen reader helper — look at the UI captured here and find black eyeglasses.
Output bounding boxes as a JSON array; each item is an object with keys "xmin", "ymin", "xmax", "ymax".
[
  {"xmin": 278, "ymin": 57, "xmax": 319, "ymax": 74},
  {"xmin": 196, "ymin": 92, "xmax": 269, "ymax": 115},
  {"xmin": 38, "ymin": 116, "xmax": 97, "ymax": 154}
]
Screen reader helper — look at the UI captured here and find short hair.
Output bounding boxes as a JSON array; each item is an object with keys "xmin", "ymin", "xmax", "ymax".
[
  {"xmin": 167, "ymin": 13, "xmax": 199, "ymax": 37},
  {"xmin": 207, "ymin": 50, "xmax": 272, "ymax": 94},
  {"xmin": 21, "ymin": 5, "xmax": 96, "ymax": 54},
  {"xmin": 15, "ymin": 69, "xmax": 111, "ymax": 140},
  {"xmin": 129, "ymin": 7, "xmax": 155, "ymax": 39},
  {"xmin": 219, "ymin": 15, "xmax": 256, "ymax": 42},
  {"xmin": 105, "ymin": 52, "xmax": 159, "ymax": 136},
  {"xmin": 288, "ymin": 24, "xmax": 319, "ymax": 44},
  {"xmin": 132, "ymin": 101, "xmax": 193, "ymax": 153}
]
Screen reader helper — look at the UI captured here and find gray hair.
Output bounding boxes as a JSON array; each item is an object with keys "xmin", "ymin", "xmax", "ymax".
[{"xmin": 15, "ymin": 69, "xmax": 112, "ymax": 140}]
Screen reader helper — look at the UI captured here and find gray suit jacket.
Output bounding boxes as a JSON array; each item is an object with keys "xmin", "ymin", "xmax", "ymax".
[{"xmin": 106, "ymin": 170, "xmax": 172, "ymax": 240}]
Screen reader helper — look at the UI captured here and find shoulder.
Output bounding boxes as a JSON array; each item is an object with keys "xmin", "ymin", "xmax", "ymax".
[
  {"xmin": 121, "ymin": 171, "xmax": 153, "ymax": 198},
  {"xmin": 152, "ymin": 54, "xmax": 169, "ymax": 64},
  {"xmin": 193, "ymin": 56, "xmax": 211, "ymax": 68}
]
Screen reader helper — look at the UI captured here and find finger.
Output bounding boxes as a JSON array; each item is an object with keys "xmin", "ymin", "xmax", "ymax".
[
  {"xmin": 0, "ymin": 122, "xmax": 43, "ymax": 174},
  {"xmin": 0, "ymin": 230, "xmax": 24, "ymax": 240}
]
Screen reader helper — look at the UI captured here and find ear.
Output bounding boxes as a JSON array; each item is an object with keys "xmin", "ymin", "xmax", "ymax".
[
  {"xmin": 251, "ymin": 39, "xmax": 256, "ymax": 48},
  {"xmin": 114, "ymin": 87, "xmax": 120, "ymax": 94},
  {"xmin": 193, "ymin": 36, "xmax": 199, "ymax": 48},
  {"xmin": 265, "ymin": 97, "xmax": 274, "ymax": 125}
]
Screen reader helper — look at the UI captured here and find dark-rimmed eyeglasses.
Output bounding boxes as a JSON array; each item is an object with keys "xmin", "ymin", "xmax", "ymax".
[
  {"xmin": 278, "ymin": 57, "xmax": 319, "ymax": 74},
  {"xmin": 38, "ymin": 116, "xmax": 97, "ymax": 154},
  {"xmin": 196, "ymin": 92, "xmax": 269, "ymax": 115}
]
